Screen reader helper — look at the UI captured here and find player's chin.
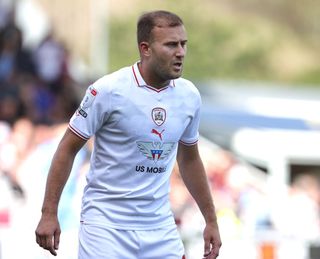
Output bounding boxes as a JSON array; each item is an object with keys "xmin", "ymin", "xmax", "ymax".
[{"xmin": 170, "ymin": 70, "xmax": 183, "ymax": 79}]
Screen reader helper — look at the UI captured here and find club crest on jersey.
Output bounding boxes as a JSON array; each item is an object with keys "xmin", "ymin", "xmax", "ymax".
[
  {"xmin": 152, "ymin": 107, "xmax": 166, "ymax": 126},
  {"xmin": 136, "ymin": 141, "xmax": 175, "ymax": 163},
  {"xmin": 80, "ymin": 86, "xmax": 98, "ymax": 110}
]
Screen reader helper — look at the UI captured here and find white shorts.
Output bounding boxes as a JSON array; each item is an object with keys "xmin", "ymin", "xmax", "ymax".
[{"xmin": 78, "ymin": 223, "xmax": 185, "ymax": 259}]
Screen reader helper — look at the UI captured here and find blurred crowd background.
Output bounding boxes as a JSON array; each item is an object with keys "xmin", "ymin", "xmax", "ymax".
[{"xmin": 0, "ymin": 1, "xmax": 320, "ymax": 259}]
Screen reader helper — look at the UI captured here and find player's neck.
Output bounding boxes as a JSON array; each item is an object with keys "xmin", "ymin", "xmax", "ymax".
[{"xmin": 138, "ymin": 62, "xmax": 170, "ymax": 89}]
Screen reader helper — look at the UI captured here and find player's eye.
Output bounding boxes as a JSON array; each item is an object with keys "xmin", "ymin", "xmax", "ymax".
[{"xmin": 167, "ymin": 42, "xmax": 177, "ymax": 47}]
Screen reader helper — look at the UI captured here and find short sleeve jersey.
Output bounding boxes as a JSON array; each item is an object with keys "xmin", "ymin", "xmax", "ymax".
[{"xmin": 69, "ymin": 62, "xmax": 202, "ymax": 230}]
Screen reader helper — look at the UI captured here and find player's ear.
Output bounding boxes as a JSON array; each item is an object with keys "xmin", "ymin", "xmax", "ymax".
[{"xmin": 139, "ymin": 42, "xmax": 151, "ymax": 57}]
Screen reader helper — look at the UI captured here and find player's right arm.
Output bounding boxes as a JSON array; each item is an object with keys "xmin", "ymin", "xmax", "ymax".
[{"xmin": 35, "ymin": 128, "xmax": 86, "ymax": 256}]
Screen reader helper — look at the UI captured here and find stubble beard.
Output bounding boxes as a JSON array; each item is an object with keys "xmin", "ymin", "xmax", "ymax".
[{"xmin": 159, "ymin": 64, "xmax": 183, "ymax": 81}]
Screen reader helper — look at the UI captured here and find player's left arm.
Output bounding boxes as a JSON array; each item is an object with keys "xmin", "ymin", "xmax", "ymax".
[{"xmin": 177, "ymin": 142, "xmax": 222, "ymax": 259}]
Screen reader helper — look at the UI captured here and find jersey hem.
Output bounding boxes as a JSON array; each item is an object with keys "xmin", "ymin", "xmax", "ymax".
[{"xmin": 79, "ymin": 219, "xmax": 176, "ymax": 230}]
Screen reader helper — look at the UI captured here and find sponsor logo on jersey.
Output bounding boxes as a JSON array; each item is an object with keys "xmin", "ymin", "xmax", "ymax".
[
  {"xmin": 78, "ymin": 108, "xmax": 87, "ymax": 118},
  {"xmin": 136, "ymin": 141, "xmax": 175, "ymax": 163},
  {"xmin": 135, "ymin": 165, "xmax": 167, "ymax": 173},
  {"xmin": 152, "ymin": 107, "xmax": 166, "ymax": 126},
  {"xmin": 151, "ymin": 129, "xmax": 165, "ymax": 141},
  {"xmin": 90, "ymin": 88, "xmax": 97, "ymax": 96},
  {"xmin": 80, "ymin": 86, "xmax": 98, "ymax": 110}
]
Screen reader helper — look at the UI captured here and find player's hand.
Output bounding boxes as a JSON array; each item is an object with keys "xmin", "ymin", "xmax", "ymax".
[
  {"xmin": 202, "ymin": 221, "xmax": 222, "ymax": 258},
  {"xmin": 35, "ymin": 214, "xmax": 61, "ymax": 256}
]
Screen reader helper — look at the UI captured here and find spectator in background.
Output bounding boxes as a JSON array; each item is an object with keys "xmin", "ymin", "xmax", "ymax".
[
  {"xmin": 0, "ymin": 118, "xmax": 35, "ymax": 199},
  {"xmin": 0, "ymin": 20, "xmax": 38, "ymax": 125},
  {"xmin": 17, "ymin": 77, "xmax": 54, "ymax": 124},
  {"xmin": 0, "ymin": 92, "xmax": 23, "ymax": 125},
  {"xmin": 33, "ymin": 30, "xmax": 68, "ymax": 94},
  {"xmin": 0, "ymin": 22, "xmax": 35, "ymax": 83},
  {"xmin": 0, "ymin": 19, "xmax": 80, "ymax": 126},
  {"xmin": 272, "ymin": 173, "xmax": 320, "ymax": 242},
  {"xmin": 32, "ymin": 30, "xmax": 80, "ymax": 124}
]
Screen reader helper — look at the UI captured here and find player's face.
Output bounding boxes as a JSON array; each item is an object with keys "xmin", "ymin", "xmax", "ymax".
[{"xmin": 148, "ymin": 25, "xmax": 187, "ymax": 83}]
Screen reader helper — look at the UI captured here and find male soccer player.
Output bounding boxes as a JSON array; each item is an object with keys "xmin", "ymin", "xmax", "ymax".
[{"xmin": 35, "ymin": 10, "xmax": 221, "ymax": 259}]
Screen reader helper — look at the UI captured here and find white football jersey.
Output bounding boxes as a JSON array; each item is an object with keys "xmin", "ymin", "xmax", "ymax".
[{"xmin": 69, "ymin": 62, "xmax": 201, "ymax": 230}]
